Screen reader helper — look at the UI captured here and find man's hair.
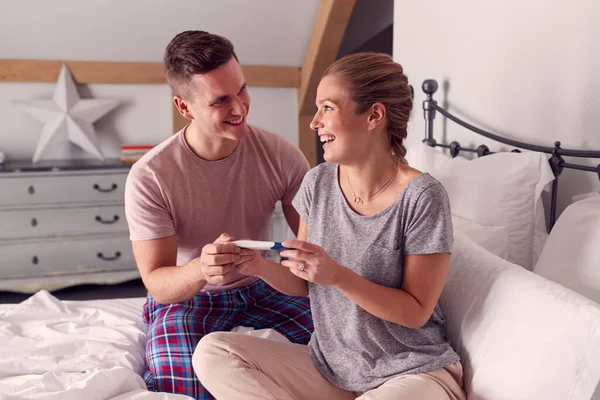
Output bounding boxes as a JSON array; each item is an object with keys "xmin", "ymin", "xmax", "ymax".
[{"xmin": 164, "ymin": 30, "xmax": 238, "ymax": 98}]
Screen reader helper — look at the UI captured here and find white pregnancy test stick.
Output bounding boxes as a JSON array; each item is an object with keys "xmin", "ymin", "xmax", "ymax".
[{"xmin": 230, "ymin": 240, "xmax": 287, "ymax": 251}]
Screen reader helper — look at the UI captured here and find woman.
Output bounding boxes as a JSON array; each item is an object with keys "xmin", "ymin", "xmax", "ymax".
[{"xmin": 193, "ymin": 53, "xmax": 465, "ymax": 400}]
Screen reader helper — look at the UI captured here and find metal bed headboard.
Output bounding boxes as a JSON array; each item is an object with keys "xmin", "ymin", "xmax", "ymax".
[{"xmin": 421, "ymin": 79, "xmax": 600, "ymax": 231}]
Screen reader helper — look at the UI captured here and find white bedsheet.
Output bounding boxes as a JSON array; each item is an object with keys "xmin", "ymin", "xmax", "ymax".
[
  {"xmin": 0, "ymin": 290, "xmax": 289, "ymax": 400},
  {"xmin": 0, "ymin": 291, "xmax": 192, "ymax": 400}
]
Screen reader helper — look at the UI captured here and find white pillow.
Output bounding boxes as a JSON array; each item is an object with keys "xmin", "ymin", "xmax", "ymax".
[
  {"xmin": 442, "ymin": 232, "xmax": 600, "ymax": 400},
  {"xmin": 406, "ymin": 142, "xmax": 554, "ymax": 269},
  {"xmin": 534, "ymin": 195, "xmax": 600, "ymax": 304},
  {"xmin": 451, "ymin": 215, "xmax": 509, "ymax": 259}
]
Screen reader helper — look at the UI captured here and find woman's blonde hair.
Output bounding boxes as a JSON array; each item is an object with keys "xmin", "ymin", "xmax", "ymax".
[{"xmin": 323, "ymin": 52, "xmax": 412, "ymax": 165}]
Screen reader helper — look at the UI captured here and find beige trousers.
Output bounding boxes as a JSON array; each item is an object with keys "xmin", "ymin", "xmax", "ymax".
[{"xmin": 193, "ymin": 332, "xmax": 466, "ymax": 400}]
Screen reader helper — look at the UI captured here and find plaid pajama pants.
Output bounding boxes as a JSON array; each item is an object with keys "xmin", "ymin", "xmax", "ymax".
[{"xmin": 142, "ymin": 279, "xmax": 313, "ymax": 400}]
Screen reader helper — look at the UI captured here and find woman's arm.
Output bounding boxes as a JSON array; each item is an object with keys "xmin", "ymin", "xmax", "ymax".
[
  {"xmin": 280, "ymin": 239, "xmax": 450, "ymax": 328},
  {"xmin": 333, "ymin": 253, "xmax": 450, "ymax": 328}
]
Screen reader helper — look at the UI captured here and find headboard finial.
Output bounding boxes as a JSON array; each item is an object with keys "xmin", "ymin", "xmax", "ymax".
[
  {"xmin": 550, "ymin": 142, "xmax": 565, "ymax": 178},
  {"xmin": 422, "ymin": 80, "xmax": 439, "ymax": 144},
  {"xmin": 422, "ymin": 79, "xmax": 438, "ymax": 95}
]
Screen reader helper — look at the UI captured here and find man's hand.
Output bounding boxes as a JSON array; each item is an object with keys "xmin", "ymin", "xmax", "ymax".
[{"xmin": 199, "ymin": 233, "xmax": 255, "ymax": 285}]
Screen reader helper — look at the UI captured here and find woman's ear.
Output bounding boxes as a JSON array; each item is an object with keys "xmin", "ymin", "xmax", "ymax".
[{"xmin": 367, "ymin": 102, "xmax": 386, "ymax": 131}]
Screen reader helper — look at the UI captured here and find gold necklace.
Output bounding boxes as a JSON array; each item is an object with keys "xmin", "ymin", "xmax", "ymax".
[{"xmin": 347, "ymin": 168, "xmax": 399, "ymax": 205}]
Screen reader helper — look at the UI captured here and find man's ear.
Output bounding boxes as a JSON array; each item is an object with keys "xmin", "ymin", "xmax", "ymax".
[
  {"xmin": 367, "ymin": 102, "xmax": 386, "ymax": 131},
  {"xmin": 173, "ymin": 96, "xmax": 194, "ymax": 120}
]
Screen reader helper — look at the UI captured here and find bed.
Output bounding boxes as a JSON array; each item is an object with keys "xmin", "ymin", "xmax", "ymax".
[
  {"xmin": 409, "ymin": 79, "xmax": 600, "ymax": 399},
  {"xmin": 2, "ymin": 79, "xmax": 600, "ymax": 400}
]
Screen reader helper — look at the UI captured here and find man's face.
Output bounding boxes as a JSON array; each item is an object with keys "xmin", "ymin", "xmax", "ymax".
[{"xmin": 184, "ymin": 57, "xmax": 251, "ymax": 141}]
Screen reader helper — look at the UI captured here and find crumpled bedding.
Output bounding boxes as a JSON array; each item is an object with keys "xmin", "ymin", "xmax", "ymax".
[
  {"xmin": 0, "ymin": 291, "xmax": 192, "ymax": 399},
  {"xmin": 0, "ymin": 289, "xmax": 289, "ymax": 399}
]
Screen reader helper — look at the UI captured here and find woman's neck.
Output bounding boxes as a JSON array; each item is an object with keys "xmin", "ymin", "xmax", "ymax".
[{"xmin": 344, "ymin": 153, "xmax": 398, "ymax": 196}]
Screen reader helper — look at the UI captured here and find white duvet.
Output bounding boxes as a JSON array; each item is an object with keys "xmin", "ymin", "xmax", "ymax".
[{"xmin": 0, "ymin": 292, "xmax": 192, "ymax": 400}]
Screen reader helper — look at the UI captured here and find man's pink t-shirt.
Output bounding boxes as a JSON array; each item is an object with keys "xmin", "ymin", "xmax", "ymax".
[{"xmin": 124, "ymin": 125, "xmax": 309, "ymax": 291}]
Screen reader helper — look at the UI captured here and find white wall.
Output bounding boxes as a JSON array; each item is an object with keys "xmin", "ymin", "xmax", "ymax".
[
  {"xmin": 0, "ymin": 83, "xmax": 298, "ymax": 161},
  {"xmin": 0, "ymin": 0, "xmax": 319, "ymax": 161},
  {"xmin": 0, "ymin": 0, "xmax": 317, "ymax": 65},
  {"xmin": 394, "ymin": 0, "xmax": 600, "ymax": 215}
]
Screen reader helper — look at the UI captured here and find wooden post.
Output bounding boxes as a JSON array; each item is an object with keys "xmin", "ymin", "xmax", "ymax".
[{"xmin": 297, "ymin": 0, "xmax": 356, "ymax": 166}]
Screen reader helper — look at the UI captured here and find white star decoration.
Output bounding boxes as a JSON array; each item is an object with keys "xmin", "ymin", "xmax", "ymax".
[{"xmin": 13, "ymin": 64, "xmax": 120, "ymax": 163}]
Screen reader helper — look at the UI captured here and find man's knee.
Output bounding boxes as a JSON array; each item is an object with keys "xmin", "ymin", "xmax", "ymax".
[{"xmin": 145, "ymin": 319, "xmax": 200, "ymax": 378}]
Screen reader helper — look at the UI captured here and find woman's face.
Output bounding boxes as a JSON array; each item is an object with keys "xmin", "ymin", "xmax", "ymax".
[{"xmin": 310, "ymin": 75, "xmax": 371, "ymax": 164}]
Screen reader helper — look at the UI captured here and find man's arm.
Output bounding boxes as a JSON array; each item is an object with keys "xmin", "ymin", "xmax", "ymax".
[
  {"xmin": 132, "ymin": 234, "xmax": 249, "ymax": 304},
  {"xmin": 132, "ymin": 235, "xmax": 204, "ymax": 304},
  {"xmin": 282, "ymin": 203, "xmax": 300, "ymax": 236},
  {"xmin": 278, "ymin": 137, "xmax": 310, "ymax": 238}
]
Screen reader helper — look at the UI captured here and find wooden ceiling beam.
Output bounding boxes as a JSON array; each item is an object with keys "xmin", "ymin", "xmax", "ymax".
[
  {"xmin": 0, "ymin": 59, "xmax": 300, "ymax": 87},
  {"xmin": 298, "ymin": 0, "xmax": 356, "ymax": 166}
]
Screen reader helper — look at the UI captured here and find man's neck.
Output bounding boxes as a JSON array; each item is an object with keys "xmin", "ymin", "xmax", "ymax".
[{"xmin": 184, "ymin": 122, "xmax": 239, "ymax": 161}]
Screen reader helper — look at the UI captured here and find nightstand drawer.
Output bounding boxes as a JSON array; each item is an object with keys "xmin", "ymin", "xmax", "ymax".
[
  {"xmin": 0, "ymin": 171, "xmax": 128, "ymax": 207},
  {"xmin": 0, "ymin": 205, "xmax": 128, "ymax": 240},
  {"xmin": 0, "ymin": 235, "xmax": 136, "ymax": 279}
]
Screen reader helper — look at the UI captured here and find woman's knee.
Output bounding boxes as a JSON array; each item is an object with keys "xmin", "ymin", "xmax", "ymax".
[{"xmin": 192, "ymin": 332, "xmax": 233, "ymax": 380}]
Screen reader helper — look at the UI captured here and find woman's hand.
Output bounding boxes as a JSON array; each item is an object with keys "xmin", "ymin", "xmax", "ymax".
[
  {"xmin": 280, "ymin": 240, "xmax": 347, "ymax": 286},
  {"xmin": 234, "ymin": 250, "xmax": 264, "ymax": 276}
]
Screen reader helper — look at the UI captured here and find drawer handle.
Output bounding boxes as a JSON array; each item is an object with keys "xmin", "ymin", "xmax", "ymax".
[
  {"xmin": 93, "ymin": 183, "xmax": 118, "ymax": 193},
  {"xmin": 31, "ymin": 218, "xmax": 38, "ymax": 227},
  {"xmin": 28, "ymin": 186, "xmax": 35, "ymax": 195},
  {"xmin": 97, "ymin": 251, "xmax": 121, "ymax": 261},
  {"xmin": 32, "ymin": 256, "xmax": 39, "ymax": 265},
  {"xmin": 95, "ymin": 215, "xmax": 120, "ymax": 224}
]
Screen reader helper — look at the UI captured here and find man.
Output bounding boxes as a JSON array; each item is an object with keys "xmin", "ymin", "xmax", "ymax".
[{"xmin": 124, "ymin": 30, "xmax": 313, "ymax": 399}]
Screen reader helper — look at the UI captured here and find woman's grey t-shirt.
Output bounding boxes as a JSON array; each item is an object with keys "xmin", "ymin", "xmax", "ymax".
[{"xmin": 292, "ymin": 162, "xmax": 460, "ymax": 392}]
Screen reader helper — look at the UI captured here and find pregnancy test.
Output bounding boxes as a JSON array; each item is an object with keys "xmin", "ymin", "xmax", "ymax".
[{"xmin": 230, "ymin": 240, "xmax": 287, "ymax": 251}]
